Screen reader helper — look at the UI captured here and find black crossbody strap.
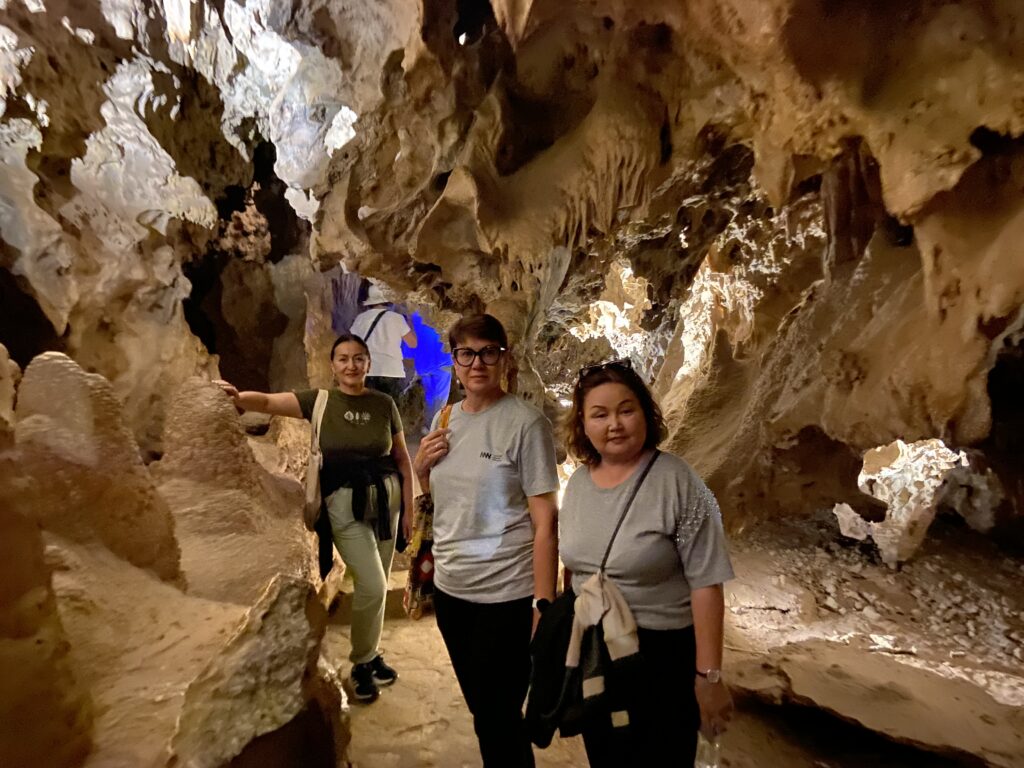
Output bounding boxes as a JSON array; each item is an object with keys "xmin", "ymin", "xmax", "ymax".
[
  {"xmin": 364, "ymin": 309, "xmax": 388, "ymax": 342},
  {"xmin": 599, "ymin": 450, "xmax": 661, "ymax": 573}
]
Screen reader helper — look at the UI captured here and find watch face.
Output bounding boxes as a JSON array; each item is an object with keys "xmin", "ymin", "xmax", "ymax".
[{"xmin": 706, "ymin": 669, "xmax": 722, "ymax": 684}]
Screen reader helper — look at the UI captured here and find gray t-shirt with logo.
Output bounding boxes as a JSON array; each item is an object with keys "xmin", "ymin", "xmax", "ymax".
[
  {"xmin": 560, "ymin": 451, "xmax": 734, "ymax": 630},
  {"xmin": 429, "ymin": 395, "xmax": 559, "ymax": 603}
]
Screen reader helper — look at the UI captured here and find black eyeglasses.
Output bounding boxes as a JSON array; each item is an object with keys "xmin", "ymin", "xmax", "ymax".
[
  {"xmin": 577, "ymin": 358, "xmax": 633, "ymax": 383},
  {"xmin": 452, "ymin": 345, "xmax": 506, "ymax": 367}
]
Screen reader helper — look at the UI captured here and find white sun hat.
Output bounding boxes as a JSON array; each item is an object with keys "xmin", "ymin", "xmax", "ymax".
[{"xmin": 363, "ymin": 283, "xmax": 389, "ymax": 306}]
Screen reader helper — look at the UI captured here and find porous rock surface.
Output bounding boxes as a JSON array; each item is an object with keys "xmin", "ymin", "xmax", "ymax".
[
  {"xmin": 0, "ymin": 354, "xmax": 350, "ymax": 767},
  {"xmin": 3, "ymin": 352, "xmax": 183, "ymax": 583},
  {"xmin": 0, "ymin": 507, "xmax": 92, "ymax": 768},
  {"xmin": 153, "ymin": 376, "xmax": 316, "ymax": 606}
]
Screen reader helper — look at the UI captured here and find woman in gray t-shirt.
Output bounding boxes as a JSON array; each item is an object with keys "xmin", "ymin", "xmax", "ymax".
[
  {"xmin": 559, "ymin": 359, "xmax": 734, "ymax": 766},
  {"xmin": 413, "ymin": 314, "xmax": 559, "ymax": 768}
]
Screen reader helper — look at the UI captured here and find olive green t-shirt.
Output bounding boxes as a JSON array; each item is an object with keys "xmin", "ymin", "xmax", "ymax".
[{"xmin": 294, "ymin": 388, "xmax": 402, "ymax": 464}]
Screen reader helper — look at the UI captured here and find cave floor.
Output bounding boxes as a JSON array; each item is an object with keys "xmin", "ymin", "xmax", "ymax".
[
  {"xmin": 320, "ymin": 509, "xmax": 1022, "ymax": 768},
  {"xmin": 323, "ymin": 613, "xmax": 985, "ymax": 766}
]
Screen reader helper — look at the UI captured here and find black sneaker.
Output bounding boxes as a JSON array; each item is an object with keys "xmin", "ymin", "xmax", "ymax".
[
  {"xmin": 349, "ymin": 662, "xmax": 379, "ymax": 703},
  {"xmin": 369, "ymin": 654, "xmax": 398, "ymax": 686}
]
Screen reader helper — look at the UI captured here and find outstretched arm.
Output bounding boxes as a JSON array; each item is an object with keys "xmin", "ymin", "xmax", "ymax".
[{"xmin": 214, "ymin": 381, "xmax": 304, "ymax": 418}]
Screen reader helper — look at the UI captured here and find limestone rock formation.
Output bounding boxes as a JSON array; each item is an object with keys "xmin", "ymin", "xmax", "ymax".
[
  {"xmin": 153, "ymin": 377, "xmax": 315, "ymax": 605},
  {"xmin": 0, "ymin": 508, "xmax": 92, "ymax": 768},
  {"xmin": 0, "ymin": 344, "xmax": 18, "ymax": 448},
  {"xmin": 2, "ymin": 352, "xmax": 182, "ymax": 583},
  {"xmin": 853, "ymin": 439, "xmax": 966, "ymax": 568},
  {"xmin": 167, "ymin": 575, "xmax": 349, "ymax": 768},
  {"xmin": 0, "ymin": 354, "xmax": 350, "ymax": 767},
  {"xmin": 834, "ymin": 439, "xmax": 1012, "ymax": 567},
  {"xmin": 726, "ymin": 513, "xmax": 1024, "ymax": 766},
  {"xmin": 48, "ymin": 541, "xmax": 348, "ymax": 768}
]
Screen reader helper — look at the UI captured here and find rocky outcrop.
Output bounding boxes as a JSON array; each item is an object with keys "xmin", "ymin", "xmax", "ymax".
[
  {"xmin": 0, "ymin": 508, "xmax": 92, "ymax": 768},
  {"xmin": 833, "ymin": 439, "xmax": 1010, "ymax": 567},
  {"xmin": 0, "ymin": 344, "xmax": 18, "ymax": 448},
  {"xmin": 726, "ymin": 514, "xmax": 1024, "ymax": 767},
  {"xmin": 2, "ymin": 352, "xmax": 182, "ymax": 582},
  {"xmin": 47, "ymin": 540, "xmax": 349, "ymax": 768},
  {"xmin": 153, "ymin": 377, "xmax": 315, "ymax": 605},
  {"xmin": 167, "ymin": 575, "xmax": 349, "ymax": 768},
  {"xmin": 0, "ymin": 354, "xmax": 349, "ymax": 767},
  {"xmin": 4, "ymin": 0, "xmax": 1023, "ymax": 529}
]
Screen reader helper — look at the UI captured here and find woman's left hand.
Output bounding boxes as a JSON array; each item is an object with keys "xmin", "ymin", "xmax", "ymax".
[
  {"xmin": 695, "ymin": 676, "xmax": 734, "ymax": 739},
  {"xmin": 402, "ymin": 509, "xmax": 413, "ymax": 542}
]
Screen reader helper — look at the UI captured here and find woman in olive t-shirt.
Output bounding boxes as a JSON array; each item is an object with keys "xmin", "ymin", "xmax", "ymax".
[{"xmin": 216, "ymin": 333, "xmax": 415, "ymax": 704}]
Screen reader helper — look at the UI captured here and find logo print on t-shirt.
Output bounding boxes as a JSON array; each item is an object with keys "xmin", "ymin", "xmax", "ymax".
[
  {"xmin": 479, "ymin": 450, "xmax": 504, "ymax": 462},
  {"xmin": 344, "ymin": 410, "xmax": 372, "ymax": 425}
]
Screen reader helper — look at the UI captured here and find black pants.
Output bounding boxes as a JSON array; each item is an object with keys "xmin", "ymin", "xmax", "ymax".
[
  {"xmin": 434, "ymin": 589, "xmax": 535, "ymax": 768},
  {"xmin": 581, "ymin": 625, "xmax": 699, "ymax": 768},
  {"xmin": 366, "ymin": 376, "xmax": 404, "ymax": 401}
]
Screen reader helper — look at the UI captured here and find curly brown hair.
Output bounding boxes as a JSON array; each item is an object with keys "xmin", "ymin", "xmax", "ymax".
[{"xmin": 563, "ymin": 362, "xmax": 667, "ymax": 465}]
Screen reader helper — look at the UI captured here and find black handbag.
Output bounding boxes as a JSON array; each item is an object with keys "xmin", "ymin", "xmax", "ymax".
[
  {"xmin": 525, "ymin": 450, "xmax": 661, "ymax": 748},
  {"xmin": 525, "ymin": 586, "xmax": 577, "ymax": 747}
]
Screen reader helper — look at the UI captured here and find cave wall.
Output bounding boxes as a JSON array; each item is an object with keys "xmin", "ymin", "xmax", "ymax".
[
  {"xmin": 2, "ymin": 0, "xmax": 1024, "ymax": 519},
  {"xmin": 311, "ymin": 0, "xmax": 1024, "ymax": 523}
]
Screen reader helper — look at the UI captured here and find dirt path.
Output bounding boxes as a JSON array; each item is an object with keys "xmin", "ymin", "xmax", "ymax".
[{"xmin": 323, "ymin": 613, "xmax": 978, "ymax": 768}]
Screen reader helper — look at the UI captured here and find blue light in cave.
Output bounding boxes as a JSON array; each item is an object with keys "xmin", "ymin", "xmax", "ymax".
[{"xmin": 402, "ymin": 312, "xmax": 452, "ymax": 417}]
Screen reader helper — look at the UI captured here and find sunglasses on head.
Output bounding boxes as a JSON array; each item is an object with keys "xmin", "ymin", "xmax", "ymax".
[{"xmin": 577, "ymin": 357, "xmax": 633, "ymax": 384}]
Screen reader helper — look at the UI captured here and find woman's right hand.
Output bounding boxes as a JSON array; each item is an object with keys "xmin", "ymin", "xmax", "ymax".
[
  {"xmin": 214, "ymin": 379, "xmax": 241, "ymax": 407},
  {"xmin": 413, "ymin": 427, "xmax": 451, "ymax": 486}
]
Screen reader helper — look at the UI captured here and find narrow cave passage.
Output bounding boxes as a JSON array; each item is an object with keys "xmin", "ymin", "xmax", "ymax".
[
  {"xmin": 329, "ymin": 276, "xmax": 453, "ymax": 441},
  {"xmin": 0, "ymin": 266, "xmax": 65, "ymax": 368},
  {"xmin": 979, "ymin": 333, "xmax": 1024, "ymax": 552}
]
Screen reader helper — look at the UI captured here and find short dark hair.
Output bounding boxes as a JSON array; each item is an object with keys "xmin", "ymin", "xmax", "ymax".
[
  {"xmin": 448, "ymin": 313, "xmax": 509, "ymax": 350},
  {"xmin": 330, "ymin": 333, "xmax": 370, "ymax": 360},
  {"xmin": 563, "ymin": 363, "xmax": 667, "ymax": 465}
]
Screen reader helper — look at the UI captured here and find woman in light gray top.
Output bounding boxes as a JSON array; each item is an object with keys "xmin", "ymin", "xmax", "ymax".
[
  {"xmin": 560, "ymin": 358, "xmax": 734, "ymax": 767},
  {"xmin": 413, "ymin": 313, "xmax": 559, "ymax": 768}
]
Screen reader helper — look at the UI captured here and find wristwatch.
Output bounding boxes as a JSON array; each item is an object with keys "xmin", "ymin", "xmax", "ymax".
[
  {"xmin": 532, "ymin": 597, "xmax": 551, "ymax": 613},
  {"xmin": 696, "ymin": 668, "xmax": 722, "ymax": 684}
]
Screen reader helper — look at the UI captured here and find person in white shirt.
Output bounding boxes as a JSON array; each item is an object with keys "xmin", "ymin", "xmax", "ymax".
[{"xmin": 350, "ymin": 282, "xmax": 418, "ymax": 400}]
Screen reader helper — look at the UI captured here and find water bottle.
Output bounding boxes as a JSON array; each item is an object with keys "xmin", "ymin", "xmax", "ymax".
[{"xmin": 694, "ymin": 732, "xmax": 720, "ymax": 768}]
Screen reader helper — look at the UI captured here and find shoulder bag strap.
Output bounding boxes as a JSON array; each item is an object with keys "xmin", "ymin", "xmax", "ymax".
[
  {"xmin": 310, "ymin": 389, "xmax": 329, "ymax": 457},
  {"xmin": 599, "ymin": 449, "xmax": 661, "ymax": 574},
  {"xmin": 363, "ymin": 309, "xmax": 389, "ymax": 342}
]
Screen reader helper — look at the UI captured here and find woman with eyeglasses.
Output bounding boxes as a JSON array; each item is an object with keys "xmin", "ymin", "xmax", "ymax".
[
  {"xmin": 559, "ymin": 359, "xmax": 734, "ymax": 767},
  {"xmin": 215, "ymin": 333, "xmax": 414, "ymax": 704},
  {"xmin": 413, "ymin": 314, "xmax": 559, "ymax": 768}
]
